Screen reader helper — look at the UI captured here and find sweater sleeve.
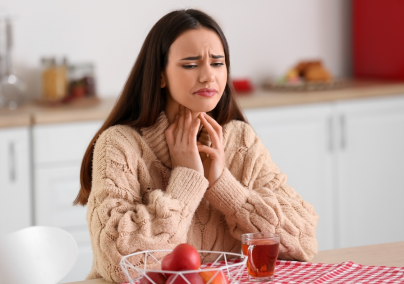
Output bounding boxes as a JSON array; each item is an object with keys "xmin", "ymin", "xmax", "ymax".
[
  {"xmin": 86, "ymin": 127, "xmax": 209, "ymax": 282},
  {"xmin": 204, "ymin": 123, "xmax": 319, "ymax": 262}
]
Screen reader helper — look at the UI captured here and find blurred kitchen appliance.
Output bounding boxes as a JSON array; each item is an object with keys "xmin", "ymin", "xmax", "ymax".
[
  {"xmin": 0, "ymin": 17, "xmax": 26, "ymax": 109},
  {"xmin": 353, "ymin": 0, "xmax": 404, "ymax": 80}
]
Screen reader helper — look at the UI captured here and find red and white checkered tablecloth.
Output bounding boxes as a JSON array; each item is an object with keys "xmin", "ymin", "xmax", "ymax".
[
  {"xmin": 124, "ymin": 259, "xmax": 404, "ymax": 283},
  {"xmin": 258, "ymin": 260, "xmax": 404, "ymax": 283}
]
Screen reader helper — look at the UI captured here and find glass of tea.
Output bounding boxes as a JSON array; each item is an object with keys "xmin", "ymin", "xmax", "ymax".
[{"xmin": 241, "ymin": 232, "xmax": 280, "ymax": 282}]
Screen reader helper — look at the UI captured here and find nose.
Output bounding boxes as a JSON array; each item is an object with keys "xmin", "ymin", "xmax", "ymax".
[{"xmin": 199, "ymin": 63, "xmax": 215, "ymax": 84}]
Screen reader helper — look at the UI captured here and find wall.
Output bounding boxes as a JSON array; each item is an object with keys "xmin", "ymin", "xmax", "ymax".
[{"xmin": 1, "ymin": 0, "xmax": 351, "ymax": 99}]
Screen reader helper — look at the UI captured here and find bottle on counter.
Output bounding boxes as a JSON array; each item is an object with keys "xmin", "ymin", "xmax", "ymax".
[{"xmin": 41, "ymin": 57, "xmax": 68, "ymax": 101}]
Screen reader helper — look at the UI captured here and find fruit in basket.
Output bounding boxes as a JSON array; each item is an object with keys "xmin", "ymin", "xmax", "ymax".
[
  {"xmin": 139, "ymin": 272, "xmax": 167, "ymax": 284},
  {"xmin": 166, "ymin": 273, "xmax": 204, "ymax": 284},
  {"xmin": 161, "ymin": 243, "xmax": 201, "ymax": 272},
  {"xmin": 199, "ymin": 271, "xmax": 229, "ymax": 284}
]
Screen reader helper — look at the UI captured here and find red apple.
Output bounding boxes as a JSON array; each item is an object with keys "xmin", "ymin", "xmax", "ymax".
[
  {"xmin": 162, "ymin": 243, "xmax": 201, "ymax": 272},
  {"xmin": 166, "ymin": 273, "xmax": 204, "ymax": 284},
  {"xmin": 199, "ymin": 270, "xmax": 229, "ymax": 284},
  {"xmin": 140, "ymin": 272, "xmax": 167, "ymax": 284}
]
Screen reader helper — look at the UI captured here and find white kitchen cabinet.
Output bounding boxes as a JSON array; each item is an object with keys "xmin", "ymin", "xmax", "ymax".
[
  {"xmin": 35, "ymin": 164, "xmax": 93, "ymax": 283},
  {"xmin": 32, "ymin": 120, "xmax": 103, "ymax": 282},
  {"xmin": 336, "ymin": 95, "xmax": 404, "ymax": 248},
  {"xmin": 34, "ymin": 165, "xmax": 87, "ymax": 229},
  {"xmin": 0, "ymin": 126, "xmax": 32, "ymax": 236},
  {"xmin": 33, "ymin": 120, "xmax": 104, "ymax": 165},
  {"xmin": 244, "ymin": 103, "xmax": 336, "ymax": 251},
  {"xmin": 244, "ymin": 94, "xmax": 404, "ymax": 251}
]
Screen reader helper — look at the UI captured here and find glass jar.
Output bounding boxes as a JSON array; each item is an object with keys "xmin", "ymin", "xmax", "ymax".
[
  {"xmin": 41, "ymin": 57, "xmax": 68, "ymax": 100},
  {"xmin": 68, "ymin": 63, "xmax": 96, "ymax": 98}
]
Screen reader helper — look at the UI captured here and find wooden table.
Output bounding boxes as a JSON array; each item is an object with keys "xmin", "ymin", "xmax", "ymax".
[
  {"xmin": 311, "ymin": 241, "xmax": 404, "ymax": 267},
  {"xmin": 65, "ymin": 242, "xmax": 404, "ymax": 283}
]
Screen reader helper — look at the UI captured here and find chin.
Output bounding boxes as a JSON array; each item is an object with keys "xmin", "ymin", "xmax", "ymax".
[
  {"xmin": 188, "ymin": 102, "xmax": 218, "ymax": 113},
  {"xmin": 184, "ymin": 97, "xmax": 220, "ymax": 113}
]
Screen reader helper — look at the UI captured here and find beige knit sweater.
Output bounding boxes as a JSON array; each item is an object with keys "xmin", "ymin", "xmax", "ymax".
[{"xmin": 86, "ymin": 112, "xmax": 319, "ymax": 282}]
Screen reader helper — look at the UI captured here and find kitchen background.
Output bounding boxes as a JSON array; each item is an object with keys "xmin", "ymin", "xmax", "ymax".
[
  {"xmin": 1, "ymin": 0, "xmax": 404, "ymax": 283},
  {"xmin": 1, "ymin": 0, "xmax": 351, "ymax": 99}
]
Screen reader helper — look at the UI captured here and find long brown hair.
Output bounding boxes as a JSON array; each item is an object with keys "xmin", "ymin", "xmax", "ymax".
[{"xmin": 74, "ymin": 9, "xmax": 247, "ymax": 206}]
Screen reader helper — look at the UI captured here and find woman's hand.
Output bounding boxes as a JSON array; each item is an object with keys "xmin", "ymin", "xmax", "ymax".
[
  {"xmin": 197, "ymin": 113, "xmax": 225, "ymax": 187},
  {"xmin": 165, "ymin": 105, "xmax": 204, "ymax": 176}
]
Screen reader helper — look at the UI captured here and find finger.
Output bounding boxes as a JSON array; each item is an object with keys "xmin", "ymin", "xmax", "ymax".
[
  {"xmin": 183, "ymin": 108, "xmax": 192, "ymax": 144},
  {"xmin": 189, "ymin": 117, "xmax": 200, "ymax": 145},
  {"xmin": 175, "ymin": 105, "xmax": 185, "ymax": 144},
  {"xmin": 203, "ymin": 114, "xmax": 223, "ymax": 143},
  {"xmin": 199, "ymin": 113, "xmax": 221, "ymax": 148},
  {"xmin": 197, "ymin": 144, "xmax": 219, "ymax": 159},
  {"xmin": 197, "ymin": 141, "xmax": 208, "ymax": 161}
]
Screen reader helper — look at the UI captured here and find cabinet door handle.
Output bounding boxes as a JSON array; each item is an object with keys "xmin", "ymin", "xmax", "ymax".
[
  {"xmin": 328, "ymin": 117, "xmax": 334, "ymax": 152},
  {"xmin": 340, "ymin": 115, "xmax": 346, "ymax": 150},
  {"xmin": 9, "ymin": 142, "xmax": 16, "ymax": 182}
]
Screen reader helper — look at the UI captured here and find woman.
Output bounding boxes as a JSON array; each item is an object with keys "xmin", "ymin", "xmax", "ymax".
[{"xmin": 74, "ymin": 9, "xmax": 318, "ymax": 282}]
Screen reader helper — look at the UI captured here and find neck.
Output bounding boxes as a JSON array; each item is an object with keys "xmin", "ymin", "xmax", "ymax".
[{"xmin": 165, "ymin": 95, "xmax": 201, "ymax": 124}]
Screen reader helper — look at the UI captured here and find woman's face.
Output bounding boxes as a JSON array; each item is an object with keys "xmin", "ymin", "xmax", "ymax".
[{"xmin": 162, "ymin": 28, "xmax": 227, "ymax": 113}]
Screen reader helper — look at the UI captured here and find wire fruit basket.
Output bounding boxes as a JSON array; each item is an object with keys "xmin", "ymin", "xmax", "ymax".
[{"xmin": 120, "ymin": 250, "xmax": 247, "ymax": 284}]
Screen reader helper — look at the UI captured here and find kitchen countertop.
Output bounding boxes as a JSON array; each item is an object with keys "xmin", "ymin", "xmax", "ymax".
[
  {"xmin": 64, "ymin": 241, "xmax": 404, "ymax": 284},
  {"xmin": 0, "ymin": 96, "xmax": 114, "ymax": 128},
  {"xmin": 1, "ymin": 80, "xmax": 404, "ymax": 129}
]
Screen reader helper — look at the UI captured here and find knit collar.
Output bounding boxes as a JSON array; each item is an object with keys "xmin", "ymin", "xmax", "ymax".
[{"xmin": 141, "ymin": 111, "xmax": 211, "ymax": 169}]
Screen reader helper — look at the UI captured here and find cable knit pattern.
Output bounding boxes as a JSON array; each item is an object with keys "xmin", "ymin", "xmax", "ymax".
[{"xmin": 85, "ymin": 112, "xmax": 318, "ymax": 282}]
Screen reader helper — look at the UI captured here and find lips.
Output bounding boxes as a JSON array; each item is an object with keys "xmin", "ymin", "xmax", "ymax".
[{"xmin": 193, "ymin": 88, "xmax": 217, "ymax": 97}]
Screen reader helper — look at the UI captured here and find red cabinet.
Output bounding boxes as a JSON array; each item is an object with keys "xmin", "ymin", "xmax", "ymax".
[{"xmin": 353, "ymin": 0, "xmax": 404, "ymax": 80}]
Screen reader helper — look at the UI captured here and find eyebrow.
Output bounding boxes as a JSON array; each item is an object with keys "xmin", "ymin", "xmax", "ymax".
[{"xmin": 180, "ymin": 54, "xmax": 224, "ymax": 60}]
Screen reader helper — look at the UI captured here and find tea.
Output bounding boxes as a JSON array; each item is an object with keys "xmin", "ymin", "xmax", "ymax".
[{"xmin": 242, "ymin": 239, "xmax": 279, "ymax": 279}]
